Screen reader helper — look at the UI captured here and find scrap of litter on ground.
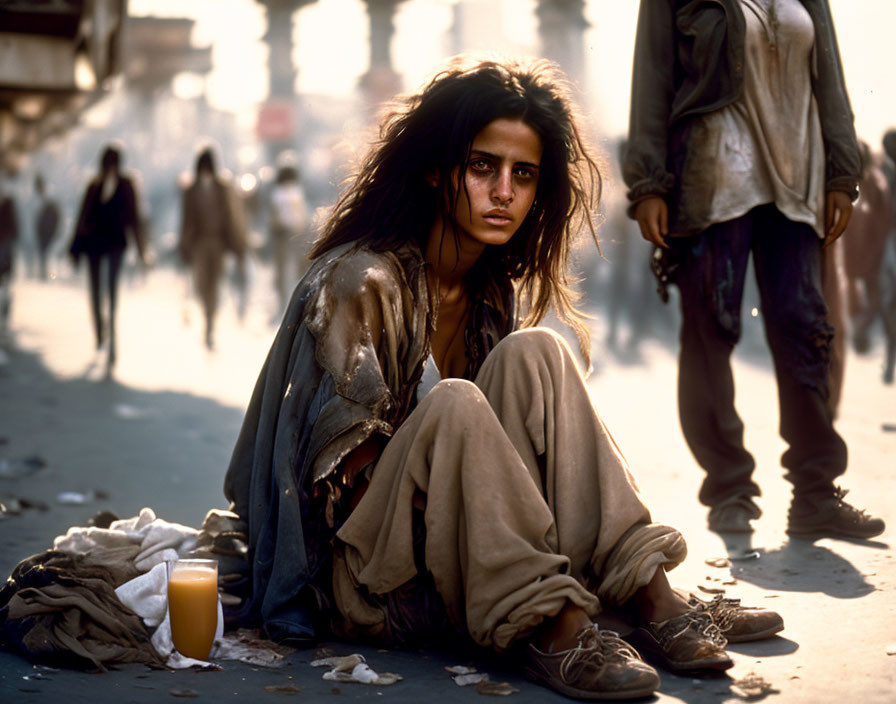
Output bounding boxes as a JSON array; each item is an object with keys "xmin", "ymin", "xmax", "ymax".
[
  {"xmin": 447, "ymin": 664, "xmax": 489, "ymax": 685},
  {"xmin": 263, "ymin": 684, "xmax": 302, "ymax": 694},
  {"xmin": 730, "ymin": 672, "xmax": 780, "ymax": 701},
  {"xmin": 310, "ymin": 653, "xmax": 402, "ymax": 685},
  {"xmin": 446, "ymin": 665, "xmax": 518, "ymax": 695}
]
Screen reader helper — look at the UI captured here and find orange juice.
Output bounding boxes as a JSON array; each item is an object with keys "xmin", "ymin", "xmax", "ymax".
[{"xmin": 167, "ymin": 560, "xmax": 218, "ymax": 660}]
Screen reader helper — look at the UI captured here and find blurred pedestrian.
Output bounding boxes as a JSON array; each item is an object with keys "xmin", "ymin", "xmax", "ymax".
[
  {"xmin": 0, "ymin": 176, "xmax": 20, "ymax": 342},
  {"xmin": 69, "ymin": 144, "xmax": 146, "ymax": 369},
  {"xmin": 824, "ymin": 140, "xmax": 894, "ymax": 414},
  {"xmin": 33, "ymin": 173, "xmax": 60, "ymax": 281},
  {"xmin": 841, "ymin": 142, "xmax": 892, "ymax": 355},
  {"xmin": 880, "ymin": 130, "xmax": 896, "ymax": 384},
  {"xmin": 178, "ymin": 147, "xmax": 248, "ymax": 349},
  {"xmin": 268, "ymin": 157, "xmax": 310, "ymax": 315},
  {"xmin": 624, "ymin": 0, "xmax": 884, "ymax": 539}
]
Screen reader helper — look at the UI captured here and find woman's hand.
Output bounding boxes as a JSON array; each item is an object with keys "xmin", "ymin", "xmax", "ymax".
[
  {"xmin": 634, "ymin": 196, "xmax": 670, "ymax": 249},
  {"xmin": 824, "ymin": 190, "xmax": 853, "ymax": 246}
]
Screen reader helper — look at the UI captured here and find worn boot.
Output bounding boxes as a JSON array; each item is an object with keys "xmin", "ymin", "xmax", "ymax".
[
  {"xmin": 682, "ymin": 593, "xmax": 784, "ymax": 643},
  {"xmin": 787, "ymin": 488, "xmax": 885, "ymax": 540},
  {"xmin": 525, "ymin": 624, "xmax": 661, "ymax": 700}
]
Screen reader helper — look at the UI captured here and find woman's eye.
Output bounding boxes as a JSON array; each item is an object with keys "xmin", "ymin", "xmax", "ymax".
[
  {"xmin": 470, "ymin": 159, "xmax": 492, "ymax": 172},
  {"xmin": 514, "ymin": 167, "xmax": 535, "ymax": 180}
]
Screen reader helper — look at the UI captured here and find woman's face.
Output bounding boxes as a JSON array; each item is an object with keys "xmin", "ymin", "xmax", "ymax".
[{"xmin": 449, "ymin": 117, "xmax": 543, "ymax": 250}]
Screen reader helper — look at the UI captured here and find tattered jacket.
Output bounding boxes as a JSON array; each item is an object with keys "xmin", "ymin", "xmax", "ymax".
[
  {"xmin": 623, "ymin": 0, "xmax": 861, "ymax": 235},
  {"xmin": 222, "ymin": 241, "xmax": 514, "ymax": 643}
]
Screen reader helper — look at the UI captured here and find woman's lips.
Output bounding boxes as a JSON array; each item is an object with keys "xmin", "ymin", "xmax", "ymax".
[{"xmin": 483, "ymin": 211, "xmax": 512, "ymax": 225}]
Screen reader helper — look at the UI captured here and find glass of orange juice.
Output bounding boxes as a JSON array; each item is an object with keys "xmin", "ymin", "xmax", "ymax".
[{"xmin": 167, "ymin": 558, "xmax": 218, "ymax": 660}]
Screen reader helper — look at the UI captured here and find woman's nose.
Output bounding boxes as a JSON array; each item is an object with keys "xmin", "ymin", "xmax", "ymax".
[{"xmin": 491, "ymin": 171, "xmax": 513, "ymax": 204}]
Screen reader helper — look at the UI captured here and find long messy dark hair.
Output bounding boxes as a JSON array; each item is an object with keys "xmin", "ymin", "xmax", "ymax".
[{"xmin": 312, "ymin": 54, "xmax": 602, "ymax": 359}]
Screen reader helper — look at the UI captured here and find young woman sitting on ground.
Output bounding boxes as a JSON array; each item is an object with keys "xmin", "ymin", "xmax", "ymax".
[{"xmin": 223, "ymin": 54, "xmax": 782, "ymax": 700}]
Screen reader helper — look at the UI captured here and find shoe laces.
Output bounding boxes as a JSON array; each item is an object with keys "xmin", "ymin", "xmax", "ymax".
[
  {"xmin": 832, "ymin": 487, "xmax": 871, "ymax": 520},
  {"xmin": 656, "ymin": 610, "xmax": 727, "ymax": 650},
  {"xmin": 558, "ymin": 626, "xmax": 640, "ymax": 682},
  {"xmin": 687, "ymin": 594, "xmax": 741, "ymax": 632}
]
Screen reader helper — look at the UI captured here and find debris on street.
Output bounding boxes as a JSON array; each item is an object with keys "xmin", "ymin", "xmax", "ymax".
[
  {"xmin": 310, "ymin": 653, "xmax": 401, "ymax": 685},
  {"xmin": 730, "ymin": 672, "xmax": 780, "ymax": 700},
  {"xmin": 476, "ymin": 680, "xmax": 519, "ymax": 696}
]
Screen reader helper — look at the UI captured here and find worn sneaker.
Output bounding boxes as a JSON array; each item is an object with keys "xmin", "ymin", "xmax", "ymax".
[
  {"xmin": 787, "ymin": 488, "xmax": 885, "ymax": 540},
  {"xmin": 624, "ymin": 611, "xmax": 732, "ymax": 673},
  {"xmin": 708, "ymin": 496, "xmax": 762, "ymax": 534},
  {"xmin": 525, "ymin": 624, "xmax": 660, "ymax": 700},
  {"xmin": 684, "ymin": 593, "xmax": 784, "ymax": 643}
]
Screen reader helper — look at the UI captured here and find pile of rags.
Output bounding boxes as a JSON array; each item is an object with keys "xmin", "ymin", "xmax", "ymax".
[{"xmin": 0, "ymin": 507, "xmax": 255, "ymax": 671}]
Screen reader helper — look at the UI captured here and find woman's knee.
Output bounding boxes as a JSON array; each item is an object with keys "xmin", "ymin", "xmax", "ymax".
[
  {"xmin": 491, "ymin": 327, "xmax": 571, "ymax": 365},
  {"xmin": 423, "ymin": 378, "xmax": 489, "ymax": 413}
]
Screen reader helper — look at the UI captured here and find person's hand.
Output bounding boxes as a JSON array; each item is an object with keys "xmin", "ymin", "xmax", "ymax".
[
  {"xmin": 634, "ymin": 196, "xmax": 669, "ymax": 249},
  {"xmin": 824, "ymin": 190, "xmax": 853, "ymax": 246}
]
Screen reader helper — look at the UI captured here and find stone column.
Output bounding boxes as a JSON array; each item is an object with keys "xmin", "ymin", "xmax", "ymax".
[
  {"xmin": 255, "ymin": 0, "xmax": 317, "ymax": 159},
  {"xmin": 536, "ymin": 0, "xmax": 588, "ymax": 89},
  {"xmin": 359, "ymin": 0, "xmax": 405, "ymax": 109}
]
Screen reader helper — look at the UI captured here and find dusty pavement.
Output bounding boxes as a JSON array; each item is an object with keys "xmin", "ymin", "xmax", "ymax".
[{"xmin": 0, "ymin": 263, "xmax": 894, "ymax": 703}]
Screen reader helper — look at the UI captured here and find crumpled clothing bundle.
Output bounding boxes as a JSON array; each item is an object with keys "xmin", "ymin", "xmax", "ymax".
[
  {"xmin": 0, "ymin": 551, "xmax": 167, "ymax": 671},
  {"xmin": 53, "ymin": 507, "xmax": 199, "ymax": 573},
  {"xmin": 1, "ymin": 507, "xmax": 260, "ymax": 671}
]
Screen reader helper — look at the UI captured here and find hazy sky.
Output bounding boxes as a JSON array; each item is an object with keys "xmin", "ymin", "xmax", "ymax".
[{"xmin": 130, "ymin": 0, "xmax": 896, "ymax": 146}]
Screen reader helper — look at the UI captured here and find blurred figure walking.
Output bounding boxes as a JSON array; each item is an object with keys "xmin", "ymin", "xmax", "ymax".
[
  {"xmin": 824, "ymin": 140, "xmax": 894, "ymax": 412},
  {"xmin": 268, "ymin": 156, "xmax": 309, "ymax": 315},
  {"xmin": 33, "ymin": 173, "xmax": 60, "ymax": 281},
  {"xmin": 178, "ymin": 147, "xmax": 248, "ymax": 350},
  {"xmin": 69, "ymin": 144, "xmax": 146, "ymax": 370},
  {"xmin": 0, "ymin": 176, "xmax": 20, "ymax": 344},
  {"xmin": 881, "ymin": 130, "xmax": 896, "ymax": 384}
]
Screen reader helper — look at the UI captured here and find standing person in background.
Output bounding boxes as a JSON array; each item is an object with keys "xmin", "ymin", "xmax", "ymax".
[
  {"xmin": 33, "ymin": 173, "xmax": 60, "ymax": 282},
  {"xmin": 824, "ymin": 140, "xmax": 894, "ymax": 415},
  {"xmin": 268, "ymin": 158, "xmax": 309, "ymax": 316},
  {"xmin": 624, "ymin": 0, "xmax": 884, "ymax": 539},
  {"xmin": 178, "ymin": 147, "xmax": 248, "ymax": 350},
  {"xmin": 0, "ymin": 176, "xmax": 20, "ymax": 344},
  {"xmin": 69, "ymin": 144, "xmax": 146, "ymax": 371},
  {"xmin": 879, "ymin": 130, "xmax": 896, "ymax": 385}
]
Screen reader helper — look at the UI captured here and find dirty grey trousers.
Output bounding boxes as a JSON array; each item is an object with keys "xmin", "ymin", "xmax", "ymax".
[{"xmin": 333, "ymin": 328, "xmax": 686, "ymax": 650}]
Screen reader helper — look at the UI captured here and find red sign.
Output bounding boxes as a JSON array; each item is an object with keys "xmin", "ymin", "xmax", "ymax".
[{"xmin": 256, "ymin": 100, "xmax": 293, "ymax": 141}]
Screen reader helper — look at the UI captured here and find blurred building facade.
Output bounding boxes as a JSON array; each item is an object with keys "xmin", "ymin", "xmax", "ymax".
[{"xmin": 0, "ymin": 0, "xmax": 127, "ymax": 174}]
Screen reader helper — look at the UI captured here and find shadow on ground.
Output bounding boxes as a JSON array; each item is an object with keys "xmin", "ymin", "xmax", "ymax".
[
  {"xmin": 0, "ymin": 343, "xmax": 246, "ymax": 576},
  {"xmin": 721, "ymin": 533, "xmax": 880, "ymax": 598}
]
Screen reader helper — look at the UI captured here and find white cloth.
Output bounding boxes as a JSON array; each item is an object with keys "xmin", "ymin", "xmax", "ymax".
[
  {"xmin": 53, "ymin": 507, "xmax": 200, "ymax": 572},
  {"xmin": 115, "ymin": 561, "xmax": 224, "ymax": 669},
  {"xmin": 684, "ymin": 0, "xmax": 825, "ymax": 236}
]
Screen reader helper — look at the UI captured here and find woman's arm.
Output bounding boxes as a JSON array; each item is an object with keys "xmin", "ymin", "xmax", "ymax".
[
  {"xmin": 623, "ymin": 0, "xmax": 677, "ymax": 209},
  {"xmin": 68, "ymin": 182, "xmax": 96, "ymax": 260},
  {"xmin": 807, "ymin": 0, "xmax": 861, "ymax": 197},
  {"xmin": 121, "ymin": 177, "xmax": 147, "ymax": 264},
  {"xmin": 303, "ymin": 248, "xmax": 422, "ymax": 502}
]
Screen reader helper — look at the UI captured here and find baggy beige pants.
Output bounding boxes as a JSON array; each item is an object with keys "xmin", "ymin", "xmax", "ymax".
[{"xmin": 334, "ymin": 328, "xmax": 687, "ymax": 650}]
